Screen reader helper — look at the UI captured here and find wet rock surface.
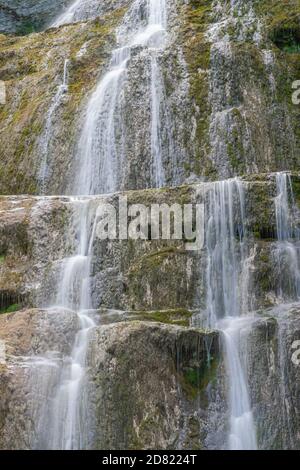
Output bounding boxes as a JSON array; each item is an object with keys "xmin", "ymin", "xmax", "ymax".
[
  {"xmin": 0, "ymin": 1, "xmax": 70, "ymax": 33},
  {"xmin": 0, "ymin": 0, "xmax": 300, "ymax": 450},
  {"xmin": 0, "ymin": 1, "xmax": 299, "ymax": 194},
  {"xmin": 0, "ymin": 175, "xmax": 300, "ymax": 314},
  {"xmin": 0, "ymin": 309, "xmax": 224, "ymax": 449}
]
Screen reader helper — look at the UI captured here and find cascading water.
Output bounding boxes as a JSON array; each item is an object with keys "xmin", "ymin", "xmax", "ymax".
[
  {"xmin": 205, "ymin": 179, "xmax": 257, "ymax": 450},
  {"xmin": 34, "ymin": 199, "xmax": 98, "ymax": 449},
  {"xmin": 39, "ymin": 59, "xmax": 69, "ymax": 194},
  {"xmin": 272, "ymin": 173, "xmax": 300, "ymax": 448},
  {"xmin": 30, "ymin": 0, "xmax": 291, "ymax": 452},
  {"xmin": 274, "ymin": 172, "xmax": 300, "ymax": 300},
  {"xmin": 32, "ymin": 0, "xmax": 172, "ymax": 450},
  {"xmin": 75, "ymin": 0, "xmax": 169, "ymax": 195},
  {"xmin": 52, "ymin": 0, "xmax": 84, "ymax": 27},
  {"xmin": 206, "ymin": 180, "xmax": 245, "ymax": 327},
  {"xmin": 220, "ymin": 317, "xmax": 257, "ymax": 450},
  {"xmin": 51, "ymin": 0, "xmax": 105, "ymax": 27},
  {"xmin": 47, "ymin": 200, "xmax": 96, "ymax": 449}
]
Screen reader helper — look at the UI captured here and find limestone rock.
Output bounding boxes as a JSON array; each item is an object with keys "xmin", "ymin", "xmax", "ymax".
[{"xmin": 0, "ymin": 308, "xmax": 224, "ymax": 449}]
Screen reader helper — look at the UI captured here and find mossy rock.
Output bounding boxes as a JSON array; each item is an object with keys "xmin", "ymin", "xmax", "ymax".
[{"xmin": 128, "ymin": 308, "xmax": 193, "ymax": 327}]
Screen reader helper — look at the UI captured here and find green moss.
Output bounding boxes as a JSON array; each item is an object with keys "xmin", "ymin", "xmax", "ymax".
[
  {"xmin": 179, "ymin": 0, "xmax": 213, "ymax": 176},
  {"xmin": 291, "ymin": 178, "xmax": 300, "ymax": 205},
  {"xmin": 255, "ymin": 0, "xmax": 300, "ymax": 35},
  {"xmin": 253, "ymin": 244, "xmax": 275, "ymax": 295},
  {"xmin": 129, "ymin": 246, "xmax": 185, "ymax": 275},
  {"xmin": 0, "ymin": 303, "xmax": 21, "ymax": 314},
  {"xmin": 180, "ymin": 355, "xmax": 219, "ymax": 401},
  {"xmin": 145, "ymin": 247, "xmax": 180, "ymax": 264},
  {"xmin": 136, "ymin": 413, "xmax": 160, "ymax": 445},
  {"xmin": 16, "ymin": 20, "xmax": 38, "ymax": 36},
  {"xmin": 184, "ymin": 368, "xmax": 200, "ymax": 388},
  {"xmin": 282, "ymin": 43, "xmax": 300, "ymax": 54},
  {"xmin": 131, "ymin": 308, "xmax": 193, "ymax": 327}
]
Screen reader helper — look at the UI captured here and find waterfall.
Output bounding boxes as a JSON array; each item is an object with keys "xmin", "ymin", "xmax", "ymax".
[
  {"xmin": 206, "ymin": 179, "xmax": 245, "ymax": 327},
  {"xmin": 51, "ymin": 0, "xmax": 107, "ymax": 27},
  {"xmin": 205, "ymin": 179, "xmax": 257, "ymax": 450},
  {"xmin": 34, "ymin": 199, "xmax": 98, "ymax": 449},
  {"xmin": 221, "ymin": 317, "xmax": 257, "ymax": 450},
  {"xmin": 38, "ymin": 59, "xmax": 69, "ymax": 194},
  {"xmin": 272, "ymin": 172, "xmax": 300, "ymax": 448},
  {"xmin": 51, "ymin": 0, "xmax": 84, "ymax": 27},
  {"xmin": 74, "ymin": 0, "xmax": 169, "ymax": 195},
  {"xmin": 33, "ymin": 0, "xmax": 172, "ymax": 449},
  {"xmin": 274, "ymin": 172, "xmax": 300, "ymax": 300}
]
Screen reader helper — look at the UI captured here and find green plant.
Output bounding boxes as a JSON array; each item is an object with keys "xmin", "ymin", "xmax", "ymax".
[{"xmin": 0, "ymin": 303, "xmax": 21, "ymax": 314}]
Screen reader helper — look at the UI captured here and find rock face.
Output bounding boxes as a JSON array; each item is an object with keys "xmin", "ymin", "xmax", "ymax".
[
  {"xmin": 0, "ymin": 174, "xmax": 299, "ymax": 448},
  {"xmin": 0, "ymin": 0, "xmax": 300, "ymax": 451},
  {"xmin": 0, "ymin": 309, "xmax": 224, "ymax": 449},
  {"xmin": 245, "ymin": 307, "xmax": 300, "ymax": 450},
  {"xmin": 0, "ymin": 304, "xmax": 299, "ymax": 449},
  {"xmin": 0, "ymin": 0, "xmax": 299, "ymax": 194},
  {"xmin": 0, "ymin": 8, "xmax": 124, "ymax": 194},
  {"xmin": 1, "ymin": 175, "xmax": 299, "ymax": 315},
  {"xmin": 88, "ymin": 321, "xmax": 225, "ymax": 450},
  {"xmin": 0, "ymin": 308, "xmax": 79, "ymax": 449},
  {"xmin": 0, "ymin": 1, "xmax": 70, "ymax": 33}
]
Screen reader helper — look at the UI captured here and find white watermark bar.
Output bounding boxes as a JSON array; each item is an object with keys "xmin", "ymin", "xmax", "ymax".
[
  {"xmin": 0, "ymin": 80, "xmax": 6, "ymax": 105},
  {"xmin": 292, "ymin": 340, "xmax": 300, "ymax": 366},
  {"xmin": 95, "ymin": 196, "xmax": 205, "ymax": 251},
  {"xmin": 292, "ymin": 80, "xmax": 300, "ymax": 104},
  {"xmin": 0, "ymin": 340, "xmax": 6, "ymax": 365}
]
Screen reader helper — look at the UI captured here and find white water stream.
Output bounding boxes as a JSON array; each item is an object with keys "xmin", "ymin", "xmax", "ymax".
[
  {"xmin": 52, "ymin": 0, "xmax": 84, "ymax": 27},
  {"xmin": 39, "ymin": 59, "xmax": 69, "ymax": 194},
  {"xmin": 47, "ymin": 200, "xmax": 96, "ymax": 449},
  {"xmin": 33, "ymin": 0, "xmax": 298, "ymax": 451},
  {"xmin": 206, "ymin": 179, "xmax": 257, "ymax": 450},
  {"xmin": 33, "ymin": 0, "xmax": 171, "ymax": 450},
  {"xmin": 275, "ymin": 172, "xmax": 300, "ymax": 300},
  {"xmin": 75, "ymin": 0, "xmax": 168, "ymax": 194},
  {"xmin": 34, "ymin": 199, "xmax": 98, "ymax": 449}
]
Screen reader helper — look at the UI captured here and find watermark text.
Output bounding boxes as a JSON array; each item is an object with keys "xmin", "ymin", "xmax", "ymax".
[{"xmin": 95, "ymin": 196, "xmax": 204, "ymax": 251}]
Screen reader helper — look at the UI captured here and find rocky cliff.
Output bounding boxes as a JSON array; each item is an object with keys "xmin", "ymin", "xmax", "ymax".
[
  {"xmin": 0, "ymin": 308, "xmax": 224, "ymax": 449},
  {"xmin": 0, "ymin": 174, "xmax": 300, "ymax": 448},
  {"xmin": 0, "ymin": 0, "xmax": 300, "ymax": 194},
  {"xmin": 0, "ymin": 0, "xmax": 300, "ymax": 450},
  {"xmin": 0, "ymin": 1, "xmax": 70, "ymax": 34}
]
